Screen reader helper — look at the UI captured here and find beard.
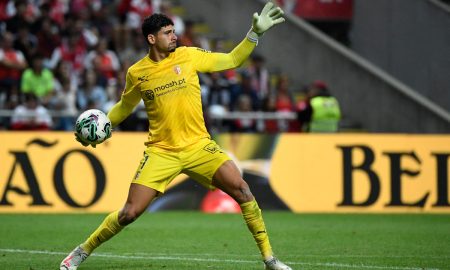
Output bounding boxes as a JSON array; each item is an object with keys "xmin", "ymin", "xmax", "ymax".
[{"xmin": 168, "ymin": 43, "xmax": 177, "ymax": 52}]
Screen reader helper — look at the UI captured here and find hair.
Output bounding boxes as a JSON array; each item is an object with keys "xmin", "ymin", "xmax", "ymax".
[
  {"xmin": 310, "ymin": 81, "xmax": 331, "ymax": 97},
  {"xmin": 141, "ymin": 13, "xmax": 174, "ymax": 44},
  {"xmin": 23, "ymin": 93, "xmax": 38, "ymax": 103},
  {"xmin": 32, "ymin": 53, "xmax": 44, "ymax": 61}
]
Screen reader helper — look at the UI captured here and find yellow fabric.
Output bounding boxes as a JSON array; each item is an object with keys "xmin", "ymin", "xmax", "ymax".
[
  {"xmin": 81, "ymin": 211, "xmax": 124, "ymax": 254},
  {"xmin": 240, "ymin": 199, "xmax": 273, "ymax": 259},
  {"xmin": 107, "ymin": 38, "xmax": 256, "ymax": 151},
  {"xmin": 310, "ymin": 96, "xmax": 341, "ymax": 132},
  {"xmin": 132, "ymin": 138, "xmax": 231, "ymax": 193}
]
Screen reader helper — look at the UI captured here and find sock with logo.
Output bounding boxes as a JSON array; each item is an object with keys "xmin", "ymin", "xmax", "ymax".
[
  {"xmin": 80, "ymin": 210, "xmax": 124, "ymax": 254},
  {"xmin": 240, "ymin": 199, "xmax": 273, "ymax": 260}
]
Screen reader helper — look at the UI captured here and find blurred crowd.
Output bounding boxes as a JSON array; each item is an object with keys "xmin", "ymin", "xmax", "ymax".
[{"xmin": 0, "ymin": 0, "xmax": 341, "ymax": 134}]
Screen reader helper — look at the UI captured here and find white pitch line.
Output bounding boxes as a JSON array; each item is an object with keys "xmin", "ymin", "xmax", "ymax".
[
  {"xmin": 123, "ymin": 252, "xmax": 449, "ymax": 260},
  {"xmin": 0, "ymin": 248, "xmax": 440, "ymax": 270}
]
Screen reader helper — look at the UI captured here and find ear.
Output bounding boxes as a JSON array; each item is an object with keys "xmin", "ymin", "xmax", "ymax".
[{"xmin": 147, "ymin": 34, "xmax": 156, "ymax": 45}]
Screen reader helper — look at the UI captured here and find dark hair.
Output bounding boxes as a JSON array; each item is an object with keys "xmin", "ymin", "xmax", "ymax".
[
  {"xmin": 141, "ymin": 13, "xmax": 174, "ymax": 43},
  {"xmin": 23, "ymin": 93, "xmax": 38, "ymax": 103},
  {"xmin": 310, "ymin": 80, "xmax": 331, "ymax": 97},
  {"xmin": 32, "ymin": 53, "xmax": 44, "ymax": 61}
]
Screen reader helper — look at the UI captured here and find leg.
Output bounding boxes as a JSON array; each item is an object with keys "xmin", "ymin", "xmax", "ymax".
[
  {"xmin": 213, "ymin": 160, "xmax": 292, "ymax": 270},
  {"xmin": 118, "ymin": 183, "xmax": 159, "ymax": 225},
  {"xmin": 213, "ymin": 160, "xmax": 272, "ymax": 258},
  {"xmin": 212, "ymin": 160, "xmax": 253, "ymax": 204},
  {"xmin": 60, "ymin": 183, "xmax": 158, "ymax": 270},
  {"xmin": 84, "ymin": 183, "xmax": 158, "ymax": 252}
]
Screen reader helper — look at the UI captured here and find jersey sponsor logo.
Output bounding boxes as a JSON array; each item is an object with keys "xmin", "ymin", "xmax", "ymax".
[
  {"xmin": 142, "ymin": 78, "xmax": 187, "ymax": 101},
  {"xmin": 196, "ymin": 48, "xmax": 211, "ymax": 53},
  {"xmin": 138, "ymin": 75, "xmax": 149, "ymax": 82},
  {"xmin": 173, "ymin": 65, "xmax": 181, "ymax": 75},
  {"xmin": 144, "ymin": 90, "xmax": 155, "ymax": 100},
  {"xmin": 153, "ymin": 78, "xmax": 186, "ymax": 93}
]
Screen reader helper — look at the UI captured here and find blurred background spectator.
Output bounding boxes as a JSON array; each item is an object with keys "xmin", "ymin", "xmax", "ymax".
[
  {"xmin": 178, "ymin": 19, "xmax": 210, "ymax": 50},
  {"xmin": 46, "ymin": 32, "xmax": 87, "ymax": 77},
  {"xmin": 233, "ymin": 71, "xmax": 259, "ymax": 112},
  {"xmin": 49, "ymin": 60, "xmax": 78, "ymax": 131},
  {"xmin": 20, "ymin": 53, "xmax": 54, "ymax": 107},
  {"xmin": 244, "ymin": 54, "xmax": 270, "ymax": 109},
  {"xmin": 231, "ymin": 95, "xmax": 257, "ymax": 133},
  {"xmin": 0, "ymin": 0, "xmax": 320, "ymax": 133},
  {"xmin": 84, "ymin": 37, "xmax": 120, "ymax": 87},
  {"xmin": 0, "ymin": 0, "xmax": 446, "ymax": 134},
  {"xmin": 272, "ymin": 74, "xmax": 298, "ymax": 132},
  {"xmin": 159, "ymin": 0, "xmax": 185, "ymax": 36},
  {"xmin": 117, "ymin": 0, "xmax": 154, "ymax": 31},
  {"xmin": 118, "ymin": 30, "xmax": 147, "ymax": 71},
  {"xmin": 0, "ymin": 31, "xmax": 27, "ymax": 109},
  {"xmin": 10, "ymin": 93, "xmax": 52, "ymax": 130},
  {"xmin": 76, "ymin": 68, "xmax": 108, "ymax": 112},
  {"xmin": 4, "ymin": 0, "xmax": 35, "ymax": 34},
  {"xmin": 297, "ymin": 80, "xmax": 341, "ymax": 132},
  {"xmin": 13, "ymin": 23, "xmax": 37, "ymax": 65}
]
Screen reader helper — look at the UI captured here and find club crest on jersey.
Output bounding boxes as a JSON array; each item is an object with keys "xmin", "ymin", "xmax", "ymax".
[
  {"xmin": 173, "ymin": 65, "xmax": 181, "ymax": 75},
  {"xmin": 144, "ymin": 90, "xmax": 154, "ymax": 100},
  {"xmin": 203, "ymin": 143, "xmax": 220, "ymax": 154}
]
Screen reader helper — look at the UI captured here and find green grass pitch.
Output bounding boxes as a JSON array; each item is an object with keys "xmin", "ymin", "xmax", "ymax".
[{"xmin": 0, "ymin": 212, "xmax": 449, "ymax": 269}]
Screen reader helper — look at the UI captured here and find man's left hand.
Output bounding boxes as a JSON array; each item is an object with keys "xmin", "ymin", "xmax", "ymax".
[{"xmin": 252, "ymin": 2, "xmax": 285, "ymax": 36}]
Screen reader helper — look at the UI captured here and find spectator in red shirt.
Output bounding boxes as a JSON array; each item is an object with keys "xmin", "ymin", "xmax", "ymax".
[
  {"xmin": 118, "ymin": 0, "xmax": 153, "ymax": 30},
  {"xmin": 47, "ymin": 32, "xmax": 87, "ymax": 76},
  {"xmin": 274, "ymin": 75, "xmax": 299, "ymax": 132},
  {"xmin": 84, "ymin": 37, "xmax": 121, "ymax": 86},
  {"xmin": 0, "ymin": 31, "xmax": 28, "ymax": 109}
]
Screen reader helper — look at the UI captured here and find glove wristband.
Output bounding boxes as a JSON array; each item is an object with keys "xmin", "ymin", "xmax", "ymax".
[{"xmin": 246, "ymin": 29, "xmax": 261, "ymax": 44}]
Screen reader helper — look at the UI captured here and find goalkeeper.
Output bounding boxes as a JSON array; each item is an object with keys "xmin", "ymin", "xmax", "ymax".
[{"xmin": 61, "ymin": 2, "xmax": 291, "ymax": 270}]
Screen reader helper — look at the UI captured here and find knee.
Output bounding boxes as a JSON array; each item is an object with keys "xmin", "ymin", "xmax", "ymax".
[
  {"xmin": 232, "ymin": 181, "xmax": 254, "ymax": 204},
  {"xmin": 118, "ymin": 206, "xmax": 142, "ymax": 226}
]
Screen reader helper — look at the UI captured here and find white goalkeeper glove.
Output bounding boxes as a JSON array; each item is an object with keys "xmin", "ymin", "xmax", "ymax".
[
  {"xmin": 75, "ymin": 132, "xmax": 96, "ymax": 148},
  {"xmin": 250, "ymin": 1, "xmax": 285, "ymax": 37}
]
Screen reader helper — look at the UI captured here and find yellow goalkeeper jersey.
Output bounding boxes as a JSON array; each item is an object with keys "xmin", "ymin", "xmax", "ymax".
[{"xmin": 108, "ymin": 37, "xmax": 256, "ymax": 150}]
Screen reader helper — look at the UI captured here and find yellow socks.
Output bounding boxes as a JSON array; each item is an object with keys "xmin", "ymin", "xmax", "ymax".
[
  {"xmin": 80, "ymin": 210, "xmax": 124, "ymax": 254},
  {"xmin": 240, "ymin": 199, "xmax": 273, "ymax": 260},
  {"xmin": 80, "ymin": 203, "xmax": 272, "ymax": 259}
]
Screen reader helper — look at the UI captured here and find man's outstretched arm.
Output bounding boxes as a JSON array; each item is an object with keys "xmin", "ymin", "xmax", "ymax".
[{"xmin": 195, "ymin": 1, "xmax": 285, "ymax": 73}]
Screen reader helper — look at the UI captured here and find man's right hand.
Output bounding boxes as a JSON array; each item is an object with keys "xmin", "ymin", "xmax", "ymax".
[{"xmin": 75, "ymin": 133, "xmax": 97, "ymax": 148}]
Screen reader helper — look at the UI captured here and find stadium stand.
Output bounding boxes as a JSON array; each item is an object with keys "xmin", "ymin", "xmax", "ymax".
[{"xmin": 0, "ymin": 0, "xmax": 449, "ymax": 133}]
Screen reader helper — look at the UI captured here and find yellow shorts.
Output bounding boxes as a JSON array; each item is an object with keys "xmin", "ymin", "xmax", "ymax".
[{"xmin": 131, "ymin": 138, "xmax": 231, "ymax": 193}]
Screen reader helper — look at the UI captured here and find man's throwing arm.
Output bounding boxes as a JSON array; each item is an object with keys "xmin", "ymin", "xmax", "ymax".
[{"xmin": 196, "ymin": 1, "xmax": 285, "ymax": 73}]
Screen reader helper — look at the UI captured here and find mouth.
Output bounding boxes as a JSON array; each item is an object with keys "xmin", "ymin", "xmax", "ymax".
[{"xmin": 168, "ymin": 43, "xmax": 177, "ymax": 52}]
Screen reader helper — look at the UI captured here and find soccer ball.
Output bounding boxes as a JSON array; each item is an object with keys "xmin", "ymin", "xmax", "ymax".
[{"xmin": 75, "ymin": 109, "xmax": 111, "ymax": 145}]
